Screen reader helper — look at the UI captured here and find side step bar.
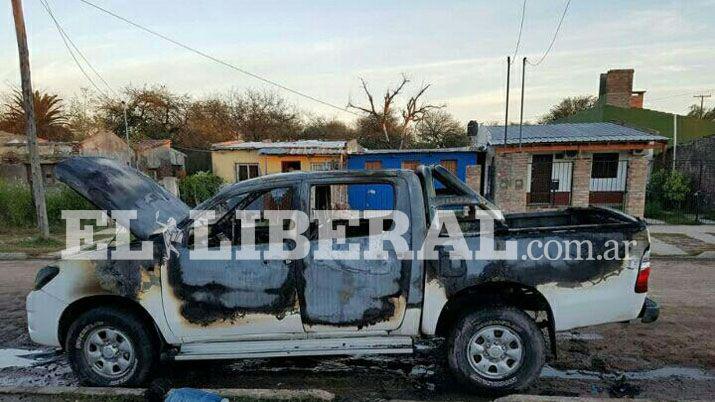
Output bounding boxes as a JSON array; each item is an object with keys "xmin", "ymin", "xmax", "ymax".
[{"xmin": 175, "ymin": 336, "xmax": 414, "ymax": 361}]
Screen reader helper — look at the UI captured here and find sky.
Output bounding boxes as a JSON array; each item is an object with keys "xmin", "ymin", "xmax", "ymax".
[{"xmin": 1, "ymin": 0, "xmax": 714, "ymax": 125}]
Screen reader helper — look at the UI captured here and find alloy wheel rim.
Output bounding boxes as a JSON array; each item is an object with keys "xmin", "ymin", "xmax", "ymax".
[
  {"xmin": 83, "ymin": 326, "xmax": 136, "ymax": 379},
  {"xmin": 467, "ymin": 324, "xmax": 523, "ymax": 379}
]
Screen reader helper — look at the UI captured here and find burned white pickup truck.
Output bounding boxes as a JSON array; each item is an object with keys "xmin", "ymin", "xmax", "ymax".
[{"xmin": 27, "ymin": 157, "xmax": 658, "ymax": 394}]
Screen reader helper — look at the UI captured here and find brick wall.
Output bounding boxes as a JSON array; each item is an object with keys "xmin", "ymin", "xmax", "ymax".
[
  {"xmin": 599, "ymin": 69, "xmax": 634, "ymax": 109},
  {"xmin": 625, "ymin": 156, "xmax": 648, "ymax": 217},
  {"xmin": 465, "ymin": 164, "xmax": 481, "ymax": 194},
  {"xmin": 493, "ymin": 152, "xmax": 528, "ymax": 213},
  {"xmin": 571, "ymin": 156, "xmax": 592, "ymax": 207}
]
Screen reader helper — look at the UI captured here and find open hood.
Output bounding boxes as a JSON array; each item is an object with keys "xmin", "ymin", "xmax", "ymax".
[{"xmin": 55, "ymin": 157, "xmax": 189, "ymax": 240}]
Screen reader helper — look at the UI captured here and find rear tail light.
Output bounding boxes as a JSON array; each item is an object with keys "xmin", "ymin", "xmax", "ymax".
[{"xmin": 635, "ymin": 249, "xmax": 651, "ymax": 293}]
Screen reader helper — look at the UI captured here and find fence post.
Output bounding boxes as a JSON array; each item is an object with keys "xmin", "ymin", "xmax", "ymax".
[{"xmin": 695, "ymin": 161, "xmax": 703, "ymax": 223}]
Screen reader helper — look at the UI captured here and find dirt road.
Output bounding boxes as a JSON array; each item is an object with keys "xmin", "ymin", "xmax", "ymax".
[{"xmin": 0, "ymin": 258, "xmax": 712, "ymax": 400}]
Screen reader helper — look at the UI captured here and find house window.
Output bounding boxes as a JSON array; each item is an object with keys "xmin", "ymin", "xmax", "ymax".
[
  {"xmin": 364, "ymin": 161, "xmax": 382, "ymax": 170},
  {"xmin": 235, "ymin": 163, "xmax": 260, "ymax": 182},
  {"xmin": 440, "ymin": 159, "xmax": 457, "ymax": 174},
  {"xmin": 401, "ymin": 160, "xmax": 420, "ymax": 170},
  {"xmin": 310, "ymin": 161, "xmax": 333, "ymax": 171},
  {"xmin": 592, "ymin": 153, "xmax": 619, "ymax": 179}
]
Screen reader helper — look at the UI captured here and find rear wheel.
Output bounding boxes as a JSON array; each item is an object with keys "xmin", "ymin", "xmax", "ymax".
[
  {"xmin": 447, "ymin": 307, "xmax": 545, "ymax": 394},
  {"xmin": 66, "ymin": 307, "xmax": 158, "ymax": 387}
]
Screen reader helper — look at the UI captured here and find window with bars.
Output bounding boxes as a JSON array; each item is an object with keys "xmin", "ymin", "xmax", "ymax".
[
  {"xmin": 235, "ymin": 163, "xmax": 260, "ymax": 182},
  {"xmin": 592, "ymin": 153, "xmax": 619, "ymax": 179}
]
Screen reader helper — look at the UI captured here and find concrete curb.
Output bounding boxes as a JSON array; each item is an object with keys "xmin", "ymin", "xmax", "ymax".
[
  {"xmin": 0, "ymin": 386, "xmax": 335, "ymax": 401},
  {"xmin": 495, "ymin": 396, "xmax": 698, "ymax": 402},
  {"xmin": 0, "ymin": 252, "xmax": 59, "ymax": 260}
]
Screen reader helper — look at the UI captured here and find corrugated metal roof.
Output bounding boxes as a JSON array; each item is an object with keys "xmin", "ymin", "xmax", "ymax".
[
  {"xmin": 212, "ymin": 140, "xmax": 347, "ymax": 151},
  {"xmin": 360, "ymin": 147, "xmax": 474, "ymax": 154},
  {"xmin": 259, "ymin": 148, "xmax": 345, "ymax": 155},
  {"xmin": 484, "ymin": 122, "xmax": 668, "ymax": 145}
]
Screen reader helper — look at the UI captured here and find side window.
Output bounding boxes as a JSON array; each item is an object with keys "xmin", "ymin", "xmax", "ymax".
[
  {"xmin": 209, "ymin": 186, "xmax": 295, "ymax": 245},
  {"xmin": 310, "ymin": 182, "xmax": 395, "ymax": 238},
  {"xmin": 236, "ymin": 163, "xmax": 260, "ymax": 181}
]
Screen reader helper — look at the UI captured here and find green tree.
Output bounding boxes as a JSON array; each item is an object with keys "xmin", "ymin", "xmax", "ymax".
[
  {"xmin": 179, "ymin": 171, "xmax": 223, "ymax": 207},
  {"xmin": 686, "ymin": 104, "xmax": 715, "ymax": 121},
  {"xmin": 413, "ymin": 110, "xmax": 469, "ymax": 149},
  {"xmin": 0, "ymin": 88, "xmax": 73, "ymax": 141},
  {"xmin": 97, "ymin": 85, "xmax": 190, "ymax": 142},
  {"xmin": 540, "ymin": 95, "xmax": 598, "ymax": 123},
  {"xmin": 300, "ymin": 116, "xmax": 356, "ymax": 141}
]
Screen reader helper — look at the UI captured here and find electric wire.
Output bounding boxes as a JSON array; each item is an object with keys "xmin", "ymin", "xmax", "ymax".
[
  {"xmin": 526, "ymin": 0, "xmax": 572, "ymax": 67},
  {"xmin": 76, "ymin": 0, "xmax": 358, "ymax": 116}
]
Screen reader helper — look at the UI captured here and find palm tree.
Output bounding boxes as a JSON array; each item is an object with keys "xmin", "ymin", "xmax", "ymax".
[{"xmin": 0, "ymin": 89, "xmax": 73, "ymax": 141}]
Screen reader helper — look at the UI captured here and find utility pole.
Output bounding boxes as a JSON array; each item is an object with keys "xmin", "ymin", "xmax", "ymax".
[
  {"xmin": 693, "ymin": 93, "xmax": 711, "ymax": 118},
  {"xmin": 518, "ymin": 57, "xmax": 526, "ymax": 149},
  {"xmin": 504, "ymin": 56, "xmax": 511, "ymax": 146},
  {"xmin": 672, "ymin": 114, "xmax": 677, "ymax": 171},
  {"xmin": 121, "ymin": 101, "xmax": 131, "ymax": 166},
  {"xmin": 11, "ymin": 0, "xmax": 49, "ymax": 239}
]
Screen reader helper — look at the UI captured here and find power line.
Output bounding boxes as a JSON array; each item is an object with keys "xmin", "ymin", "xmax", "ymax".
[
  {"xmin": 76, "ymin": 0, "xmax": 358, "ymax": 116},
  {"xmin": 42, "ymin": 0, "xmax": 116, "ymax": 97},
  {"xmin": 511, "ymin": 0, "xmax": 527, "ymax": 61},
  {"xmin": 526, "ymin": 0, "xmax": 572, "ymax": 67},
  {"xmin": 40, "ymin": 0, "xmax": 111, "ymax": 99}
]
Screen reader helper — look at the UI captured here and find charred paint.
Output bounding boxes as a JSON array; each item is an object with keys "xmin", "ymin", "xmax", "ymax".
[
  {"xmin": 55, "ymin": 157, "xmax": 189, "ymax": 240},
  {"xmin": 430, "ymin": 208, "xmax": 648, "ymax": 298}
]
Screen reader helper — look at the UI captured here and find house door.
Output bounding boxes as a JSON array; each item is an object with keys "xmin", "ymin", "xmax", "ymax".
[
  {"xmin": 162, "ymin": 185, "xmax": 305, "ymax": 342},
  {"xmin": 530, "ymin": 154, "xmax": 553, "ymax": 204}
]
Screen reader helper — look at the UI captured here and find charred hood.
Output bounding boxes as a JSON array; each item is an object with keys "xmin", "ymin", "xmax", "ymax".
[{"xmin": 55, "ymin": 157, "xmax": 189, "ymax": 240}]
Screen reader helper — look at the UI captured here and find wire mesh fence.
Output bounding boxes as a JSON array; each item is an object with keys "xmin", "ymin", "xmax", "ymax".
[{"xmin": 647, "ymin": 158, "xmax": 715, "ymax": 224}]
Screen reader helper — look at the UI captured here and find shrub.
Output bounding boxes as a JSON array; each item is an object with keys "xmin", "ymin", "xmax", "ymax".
[
  {"xmin": 179, "ymin": 171, "xmax": 223, "ymax": 207},
  {"xmin": 0, "ymin": 180, "xmax": 94, "ymax": 230},
  {"xmin": 0, "ymin": 179, "xmax": 34, "ymax": 228},
  {"xmin": 646, "ymin": 169, "xmax": 691, "ymax": 206},
  {"xmin": 46, "ymin": 184, "xmax": 95, "ymax": 228}
]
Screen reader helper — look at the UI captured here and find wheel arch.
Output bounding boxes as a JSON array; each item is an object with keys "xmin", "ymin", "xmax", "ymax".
[
  {"xmin": 58, "ymin": 295, "xmax": 166, "ymax": 351},
  {"xmin": 434, "ymin": 281, "xmax": 557, "ymax": 358}
]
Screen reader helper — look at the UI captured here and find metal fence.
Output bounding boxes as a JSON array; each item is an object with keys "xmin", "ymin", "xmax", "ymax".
[
  {"xmin": 589, "ymin": 159, "xmax": 629, "ymax": 210},
  {"xmin": 527, "ymin": 161, "xmax": 573, "ymax": 207},
  {"xmin": 648, "ymin": 158, "xmax": 715, "ymax": 224}
]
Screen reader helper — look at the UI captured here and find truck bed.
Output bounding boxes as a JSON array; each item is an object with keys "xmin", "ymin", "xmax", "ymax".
[{"xmin": 504, "ymin": 207, "xmax": 641, "ymax": 231}]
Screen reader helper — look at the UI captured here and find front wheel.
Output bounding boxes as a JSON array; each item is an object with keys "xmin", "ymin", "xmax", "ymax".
[
  {"xmin": 66, "ymin": 307, "xmax": 158, "ymax": 387},
  {"xmin": 447, "ymin": 307, "xmax": 546, "ymax": 395}
]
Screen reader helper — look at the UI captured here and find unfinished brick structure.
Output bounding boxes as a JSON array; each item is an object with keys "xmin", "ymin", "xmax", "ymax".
[{"xmin": 599, "ymin": 69, "xmax": 645, "ymax": 109}]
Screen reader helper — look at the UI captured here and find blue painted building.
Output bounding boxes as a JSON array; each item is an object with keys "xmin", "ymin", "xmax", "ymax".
[{"xmin": 346, "ymin": 148, "xmax": 479, "ymax": 209}]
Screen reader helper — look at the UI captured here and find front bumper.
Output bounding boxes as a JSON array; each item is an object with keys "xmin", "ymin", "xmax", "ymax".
[
  {"xmin": 638, "ymin": 297, "xmax": 660, "ymax": 323},
  {"xmin": 26, "ymin": 290, "xmax": 67, "ymax": 347}
]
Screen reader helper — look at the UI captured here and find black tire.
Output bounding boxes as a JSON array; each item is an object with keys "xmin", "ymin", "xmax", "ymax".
[
  {"xmin": 447, "ymin": 307, "xmax": 545, "ymax": 395},
  {"xmin": 65, "ymin": 307, "xmax": 159, "ymax": 387}
]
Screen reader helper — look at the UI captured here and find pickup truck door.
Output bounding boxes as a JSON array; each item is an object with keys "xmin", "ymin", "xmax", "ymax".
[
  {"xmin": 298, "ymin": 176, "xmax": 415, "ymax": 333},
  {"xmin": 161, "ymin": 185, "xmax": 305, "ymax": 342}
]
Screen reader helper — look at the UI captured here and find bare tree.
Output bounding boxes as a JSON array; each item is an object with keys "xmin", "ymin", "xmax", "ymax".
[{"xmin": 348, "ymin": 74, "xmax": 442, "ymax": 149}]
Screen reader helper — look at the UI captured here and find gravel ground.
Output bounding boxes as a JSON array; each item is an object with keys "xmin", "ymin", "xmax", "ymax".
[{"xmin": 0, "ymin": 258, "xmax": 712, "ymax": 400}]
